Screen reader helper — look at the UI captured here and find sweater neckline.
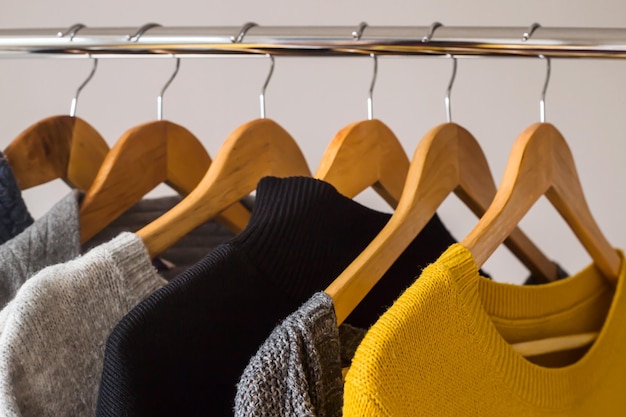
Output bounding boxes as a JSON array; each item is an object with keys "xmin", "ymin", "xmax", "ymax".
[
  {"xmin": 227, "ymin": 176, "xmax": 395, "ymax": 298},
  {"xmin": 444, "ymin": 243, "xmax": 625, "ymax": 409}
]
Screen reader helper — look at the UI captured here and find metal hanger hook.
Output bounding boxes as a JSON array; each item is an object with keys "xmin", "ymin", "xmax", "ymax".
[
  {"xmin": 57, "ymin": 23, "xmax": 95, "ymax": 116},
  {"xmin": 157, "ymin": 55, "xmax": 181, "ymax": 121},
  {"xmin": 538, "ymin": 54, "xmax": 551, "ymax": 123},
  {"xmin": 352, "ymin": 21, "xmax": 368, "ymax": 40},
  {"xmin": 368, "ymin": 53, "xmax": 378, "ymax": 120},
  {"xmin": 422, "ymin": 22, "xmax": 455, "ymax": 121},
  {"xmin": 522, "ymin": 22, "xmax": 541, "ymax": 42},
  {"xmin": 352, "ymin": 22, "xmax": 377, "ymax": 119},
  {"xmin": 231, "ymin": 23, "xmax": 271, "ymax": 118},
  {"xmin": 231, "ymin": 22, "xmax": 258, "ymax": 43},
  {"xmin": 126, "ymin": 23, "xmax": 162, "ymax": 42},
  {"xmin": 422, "ymin": 21, "xmax": 443, "ymax": 43},
  {"xmin": 259, "ymin": 54, "xmax": 275, "ymax": 119},
  {"xmin": 445, "ymin": 54, "xmax": 457, "ymax": 123},
  {"xmin": 57, "ymin": 23, "xmax": 86, "ymax": 41},
  {"xmin": 522, "ymin": 23, "xmax": 551, "ymax": 122},
  {"xmin": 70, "ymin": 54, "xmax": 98, "ymax": 117}
]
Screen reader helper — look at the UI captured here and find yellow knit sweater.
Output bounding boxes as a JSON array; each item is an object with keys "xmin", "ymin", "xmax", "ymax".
[{"xmin": 343, "ymin": 244, "xmax": 626, "ymax": 416}]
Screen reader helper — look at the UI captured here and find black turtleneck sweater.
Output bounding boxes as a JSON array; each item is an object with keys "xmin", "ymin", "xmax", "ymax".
[{"xmin": 95, "ymin": 176, "xmax": 466, "ymax": 417}]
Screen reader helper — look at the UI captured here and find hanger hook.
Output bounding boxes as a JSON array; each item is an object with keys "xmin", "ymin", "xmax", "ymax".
[
  {"xmin": 422, "ymin": 21, "xmax": 443, "ymax": 43},
  {"xmin": 126, "ymin": 23, "xmax": 162, "ymax": 42},
  {"xmin": 259, "ymin": 54, "xmax": 275, "ymax": 119},
  {"xmin": 352, "ymin": 21, "xmax": 368, "ymax": 40},
  {"xmin": 157, "ymin": 55, "xmax": 181, "ymax": 121},
  {"xmin": 367, "ymin": 53, "xmax": 378, "ymax": 120},
  {"xmin": 58, "ymin": 24, "xmax": 96, "ymax": 117},
  {"xmin": 70, "ymin": 55, "xmax": 98, "ymax": 117},
  {"xmin": 537, "ymin": 54, "xmax": 551, "ymax": 123},
  {"xmin": 445, "ymin": 54, "xmax": 457, "ymax": 123},
  {"xmin": 422, "ymin": 22, "xmax": 455, "ymax": 122},
  {"xmin": 230, "ymin": 22, "xmax": 258, "ymax": 43},
  {"xmin": 522, "ymin": 23, "xmax": 550, "ymax": 122},
  {"xmin": 352, "ymin": 22, "xmax": 377, "ymax": 120},
  {"xmin": 521, "ymin": 22, "xmax": 541, "ymax": 42},
  {"xmin": 232, "ymin": 23, "xmax": 271, "ymax": 118},
  {"xmin": 57, "ymin": 23, "xmax": 86, "ymax": 41}
]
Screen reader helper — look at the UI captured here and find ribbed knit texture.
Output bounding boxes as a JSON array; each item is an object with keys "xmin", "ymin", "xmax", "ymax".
[
  {"xmin": 235, "ymin": 292, "xmax": 364, "ymax": 417},
  {"xmin": 0, "ymin": 232, "xmax": 166, "ymax": 417},
  {"xmin": 95, "ymin": 176, "xmax": 461, "ymax": 417},
  {"xmin": 344, "ymin": 244, "xmax": 626, "ymax": 416},
  {"xmin": 0, "ymin": 152, "xmax": 33, "ymax": 243},
  {"xmin": 0, "ymin": 192, "xmax": 80, "ymax": 309},
  {"xmin": 524, "ymin": 262, "xmax": 569, "ymax": 285},
  {"xmin": 83, "ymin": 195, "xmax": 253, "ymax": 280}
]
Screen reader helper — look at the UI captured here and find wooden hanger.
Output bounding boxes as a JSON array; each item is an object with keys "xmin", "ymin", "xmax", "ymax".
[
  {"xmin": 462, "ymin": 122, "xmax": 620, "ymax": 279},
  {"xmin": 4, "ymin": 28, "xmax": 110, "ymax": 192},
  {"xmin": 136, "ymin": 118, "xmax": 311, "ymax": 258},
  {"xmin": 4, "ymin": 115, "xmax": 109, "ymax": 191},
  {"xmin": 78, "ymin": 120, "xmax": 251, "ymax": 243},
  {"xmin": 79, "ymin": 54, "xmax": 251, "ymax": 243},
  {"xmin": 315, "ymin": 119, "xmax": 409, "ymax": 209},
  {"xmin": 461, "ymin": 122, "xmax": 620, "ymax": 357},
  {"xmin": 462, "ymin": 49, "xmax": 620, "ymax": 281},
  {"xmin": 326, "ymin": 122, "xmax": 559, "ymax": 325},
  {"xmin": 463, "ymin": 50, "xmax": 616, "ymax": 358}
]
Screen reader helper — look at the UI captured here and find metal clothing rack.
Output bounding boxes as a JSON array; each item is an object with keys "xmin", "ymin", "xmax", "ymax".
[{"xmin": 1, "ymin": 24, "xmax": 626, "ymax": 59}]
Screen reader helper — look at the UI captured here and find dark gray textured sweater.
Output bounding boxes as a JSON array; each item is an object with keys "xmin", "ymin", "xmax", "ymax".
[{"xmin": 235, "ymin": 292, "xmax": 363, "ymax": 417}]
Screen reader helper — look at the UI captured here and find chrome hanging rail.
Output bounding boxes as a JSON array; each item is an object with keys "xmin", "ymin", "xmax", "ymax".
[{"xmin": 1, "ymin": 25, "xmax": 626, "ymax": 58}]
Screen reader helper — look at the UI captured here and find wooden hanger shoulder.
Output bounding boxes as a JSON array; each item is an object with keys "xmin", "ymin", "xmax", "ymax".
[
  {"xmin": 315, "ymin": 119, "xmax": 409, "ymax": 208},
  {"xmin": 4, "ymin": 115, "xmax": 109, "ymax": 191}
]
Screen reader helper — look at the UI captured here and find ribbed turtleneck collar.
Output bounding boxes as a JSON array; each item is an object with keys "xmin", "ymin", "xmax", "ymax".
[{"xmin": 229, "ymin": 176, "xmax": 393, "ymax": 298}]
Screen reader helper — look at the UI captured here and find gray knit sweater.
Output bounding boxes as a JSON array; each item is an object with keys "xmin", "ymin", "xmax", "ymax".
[
  {"xmin": 0, "ymin": 192, "xmax": 80, "ymax": 309},
  {"xmin": 0, "ymin": 232, "xmax": 166, "ymax": 417},
  {"xmin": 235, "ymin": 292, "xmax": 365, "ymax": 417}
]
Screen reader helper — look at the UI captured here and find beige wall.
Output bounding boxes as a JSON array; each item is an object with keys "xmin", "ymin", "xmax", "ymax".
[{"xmin": 1, "ymin": 0, "xmax": 625, "ymax": 283}]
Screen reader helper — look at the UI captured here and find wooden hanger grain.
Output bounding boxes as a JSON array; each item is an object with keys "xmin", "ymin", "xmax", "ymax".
[
  {"xmin": 4, "ymin": 115, "xmax": 109, "ymax": 191},
  {"xmin": 315, "ymin": 119, "xmax": 409, "ymax": 208}
]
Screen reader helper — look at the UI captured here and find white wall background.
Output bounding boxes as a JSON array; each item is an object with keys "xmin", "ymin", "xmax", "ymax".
[{"xmin": 0, "ymin": 0, "xmax": 625, "ymax": 284}]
